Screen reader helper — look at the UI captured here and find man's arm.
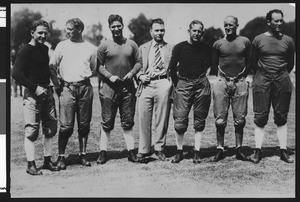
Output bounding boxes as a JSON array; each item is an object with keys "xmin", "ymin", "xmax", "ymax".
[
  {"xmin": 168, "ymin": 44, "xmax": 179, "ymax": 86},
  {"xmin": 124, "ymin": 41, "xmax": 142, "ymax": 80},
  {"xmin": 286, "ymin": 38, "xmax": 295, "ymax": 73},
  {"xmin": 249, "ymin": 43, "xmax": 259, "ymax": 74},
  {"xmin": 211, "ymin": 46, "xmax": 219, "ymax": 77},
  {"xmin": 97, "ymin": 43, "xmax": 113, "ymax": 79},
  {"xmin": 242, "ymin": 39, "xmax": 252, "ymax": 77}
]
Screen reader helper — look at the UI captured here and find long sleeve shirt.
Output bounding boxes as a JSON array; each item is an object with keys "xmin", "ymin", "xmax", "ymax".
[{"xmin": 12, "ymin": 44, "xmax": 50, "ymax": 91}]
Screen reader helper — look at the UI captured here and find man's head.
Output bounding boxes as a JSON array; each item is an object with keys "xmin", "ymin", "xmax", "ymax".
[
  {"xmin": 224, "ymin": 16, "xmax": 239, "ymax": 36},
  {"xmin": 108, "ymin": 14, "xmax": 124, "ymax": 39},
  {"xmin": 65, "ymin": 18, "xmax": 84, "ymax": 41},
  {"xmin": 266, "ymin": 9, "xmax": 284, "ymax": 35},
  {"xmin": 30, "ymin": 19, "xmax": 49, "ymax": 44},
  {"xmin": 188, "ymin": 20, "xmax": 204, "ymax": 43},
  {"xmin": 150, "ymin": 18, "xmax": 165, "ymax": 43}
]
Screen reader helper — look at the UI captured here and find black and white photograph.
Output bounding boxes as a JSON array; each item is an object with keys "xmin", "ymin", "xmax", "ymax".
[{"xmin": 8, "ymin": 2, "xmax": 296, "ymax": 198}]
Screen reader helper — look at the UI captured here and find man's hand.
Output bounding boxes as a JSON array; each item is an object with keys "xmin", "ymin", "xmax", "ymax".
[
  {"xmin": 109, "ymin": 75, "xmax": 121, "ymax": 83},
  {"xmin": 123, "ymin": 72, "xmax": 134, "ymax": 80},
  {"xmin": 139, "ymin": 75, "xmax": 151, "ymax": 84},
  {"xmin": 35, "ymin": 86, "xmax": 47, "ymax": 101}
]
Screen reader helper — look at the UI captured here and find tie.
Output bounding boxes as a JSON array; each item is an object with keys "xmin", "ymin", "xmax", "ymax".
[{"xmin": 153, "ymin": 43, "xmax": 164, "ymax": 70}]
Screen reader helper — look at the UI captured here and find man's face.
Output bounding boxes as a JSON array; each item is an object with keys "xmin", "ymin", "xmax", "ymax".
[
  {"xmin": 267, "ymin": 12, "xmax": 284, "ymax": 34},
  {"xmin": 188, "ymin": 23, "xmax": 203, "ymax": 43},
  {"xmin": 66, "ymin": 23, "xmax": 81, "ymax": 40},
  {"xmin": 224, "ymin": 17, "xmax": 238, "ymax": 36},
  {"xmin": 150, "ymin": 23, "xmax": 165, "ymax": 43},
  {"xmin": 31, "ymin": 25, "xmax": 48, "ymax": 44},
  {"xmin": 109, "ymin": 21, "xmax": 123, "ymax": 38}
]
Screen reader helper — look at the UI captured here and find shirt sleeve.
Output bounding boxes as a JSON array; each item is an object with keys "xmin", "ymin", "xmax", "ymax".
[
  {"xmin": 97, "ymin": 42, "xmax": 113, "ymax": 79},
  {"xmin": 49, "ymin": 42, "xmax": 62, "ymax": 88},
  {"xmin": 129, "ymin": 40, "xmax": 142, "ymax": 76},
  {"xmin": 286, "ymin": 37, "xmax": 295, "ymax": 73},
  {"xmin": 169, "ymin": 43, "xmax": 180, "ymax": 85},
  {"xmin": 211, "ymin": 41, "xmax": 219, "ymax": 76},
  {"xmin": 136, "ymin": 46, "xmax": 144, "ymax": 80},
  {"xmin": 11, "ymin": 46, "xmax": 38, "ymax": 91},
  {"xmin": 243, "ymin": 38, "xmax": 252, "ymax": 77},
  {"xmin": 249, "ymin": 37, "xmax": 259, "ymax": 74}
]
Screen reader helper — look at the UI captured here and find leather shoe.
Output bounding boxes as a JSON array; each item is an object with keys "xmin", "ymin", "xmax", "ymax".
[
  {"xmin": 128, "ymin": 150, "xmax": 138, "ymax": 163},
  {"xmin": 136, "ymin": 153, "xmax": 151, "ymax": 164},
  {"xmin": 79, "ymin": 154, "xmax": 91, "ymax": 166},
  {"xmin": 236, "ymin": 147, "xmax": 251, "ymax": 161},
  {"xmin": 56, "ymin": 156, "xmax": 67, "ymax": 170},
  {"xmin": 212, "ymin": 149, "xmax": 224, "ymax": 162},
  {"xmin": 280, "ymin": 149, "xmax": 293, "ymax": 163},
  {"xmin": 171, "ymin": 150, "xmax": 183, "ymax": 163},
  {"xmin": 97, "ymin": 150, "xmax": 107, "ymax": 164},
  {"xmin": 193, "ymin": 150, "xmax": 201, "ymax": 164},
  {"xmin": 26, "ymin": 161, "xmax": 43, "ymax": 175},
  {"xmin": 155, "ymin": 151, "xmax": 166, "ymax": 161},
  {"xmin": 42, "ymin": 156, "xmax": 60, "ymax": 171},
  {"xmin": 252, "ymin": 148, "xmax": 262, "ymax": 164}
]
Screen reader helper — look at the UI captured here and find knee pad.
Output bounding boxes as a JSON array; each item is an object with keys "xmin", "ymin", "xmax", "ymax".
[
  {"xmin": 59, "ymin": 128, "xmax": 73, "ymax": 139},
  {"xmin": 194, "ymin": 124, "xmax": 205, "ymax": 132},
  {"xmin": 78, "ymin": 124, "xmax": 90, "ymax": 138},
  {"xmin": 175, "ymin": 125, "xmax": 187, "ymax": 134},
  {"xmin": 254, "ymin": 116, "xmax": 268, "ymax": 128},
  {"xmin": 43, "ymin": 125, "xmax": 57, "ymax": 138},
  {"xmin": 25, "ymin": 124, "xmax": 39, "ymax": 141},
  {"xmin": 274, "ymin": 115, "xmax": 287, "ymax": 126},
  {"xmin": 234, "ymin": 119, "xmax": 246, "ymax": 129},
  {"xmin": 215, "ymin": 118, "xmax": 227, "ymax": 128},
  {"xmin": 121, "ymin": 122, "xmax": 134, "ymax": 131}
]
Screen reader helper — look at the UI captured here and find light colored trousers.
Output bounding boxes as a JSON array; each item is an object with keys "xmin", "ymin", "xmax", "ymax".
[{"xmin": 138, "ymin": 78, "xmax": 172, "ymax": 154}]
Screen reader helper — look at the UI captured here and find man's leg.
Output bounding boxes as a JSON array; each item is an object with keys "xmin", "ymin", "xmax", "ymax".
[
  {"xmin": 57, "ymin": 86, "xmax": 76, "ymax": 169},
  {"xmin": 23, "ymin": 88, "xmax": 42, "ymax": 175},
  {"xmin": 97, "ymin": 84, "xmax": 118, "ymax": 164},
  {"xmin": 153, "ymin": 79, "xmax": 172, "ymax": 160},
  {"xmin": 212, "ymin": 77, "xmax": 229, "ymax": 162},
  {"xmin": 120, "ymin": 86, "xmax": 137, "ymax": 162}
]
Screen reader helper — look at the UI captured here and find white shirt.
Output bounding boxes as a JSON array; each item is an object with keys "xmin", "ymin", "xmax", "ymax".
[{"xmin": 49, "ymin": 39, "xmax": 97, "ymax": 82}]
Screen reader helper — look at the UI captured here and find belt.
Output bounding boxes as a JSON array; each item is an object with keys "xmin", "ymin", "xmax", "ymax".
[
  {"xmin": 178, "ymin": 73, "xmax": 206, "ymax": 81},
  {"xmin": 62, "ymin": 79, "xmax": 90, "ymax": 87},
  {"xmin": 37, "ymin": 83, "xmax": 52, "ymax": 88},
  {"xmin": 150, "ymin": 74, "xmax": 168, "ymax": 81}
]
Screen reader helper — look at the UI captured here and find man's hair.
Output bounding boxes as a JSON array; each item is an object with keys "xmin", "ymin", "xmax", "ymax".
[
  {"xmin": 150, "ymin": 18, "xmax": 164, "ymax": 28},
  {"xmin": 66, "ymin": 18, "xmax": 84, "ymax": 31},
  {"xmin": 108, "ymin": 14, "xmax": 124, "ymax": 26},
  {"xmin": 189, "ymin": 20, "xmax": 204, "ymax": 30},
  {"xmin": 266, "ymin": 9, "xmax": 283, "ymax": 22},
  {"xmin": 225, "ymin": 15, "xmax": 239, "ymax": 25},
  {"xmin": 30, "ymin": 19, "xmax": 49, "ymax": 31}
]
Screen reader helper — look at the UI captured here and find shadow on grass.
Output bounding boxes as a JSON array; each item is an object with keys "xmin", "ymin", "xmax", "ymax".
[{"xmin": 61, "ymin": 146, "xmax": 295, "ymax": 166}]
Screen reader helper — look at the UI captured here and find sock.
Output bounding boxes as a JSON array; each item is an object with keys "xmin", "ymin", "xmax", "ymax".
[
  {"xmin": 123, "ymin": 128, "xmax": 135, "ymax": 151},
  {"xmin": 43, "ymin": 136, "xmax": 53, "ymax": 157},
  {"xmin": 254, "ymin": 125, "xmax": 265, "ymax": 149},
  {"xmin": 194, "ymin": 130, "xmax": 202, "ymax": 151},
  {"xmin": 100, "ymin": 127, "xmax": 110, "ymax": 151},
  {"xmin": 277, "ymin": 124, "xmax": 287, "ymax": 149},
  {"xmin": 175, "ymin": 132, "xmax": 184, "ymax": 150},
  {"xmin": 24, "ymin": 137, "xmax": 35, "ymax": 161}
]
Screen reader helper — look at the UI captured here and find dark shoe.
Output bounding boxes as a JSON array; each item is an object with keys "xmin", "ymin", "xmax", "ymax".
[
  {"xmin": 79, "ymin": 154, "xmax": 91, "ymax": 166},
  {"xmin": 56, "ymin": 156, "xmax": 67, "ymax": 170},
  {"xmin": 212, "ymin": 149, "xmax": 224, "ymax": 162},
  {"xmin": 280, "ymin": 149, "xmax": 294, "ymax": 163},
  {"xmin": 252, "ymin": 148, "xmax": 262, "ymax": 164},
  {"xmin": 97, "ymin": 150, "xmax": 107, "ymax": 164},
  {"xmin": 26, "ymin": 161, "xmax": 43, "ymax": 175},
  {"xmin": 42, "ymin": 156, "xmax": 60, "ymax": 171},
  {"xmin": 155, "ymin": 151, "xmax": 166, "ymax": 161},
  {"xmin": 236, "ymin": 147, "xmax": 251, "ymax": 161},
  {"xmin": 171, "ymin": 150, "xmax": 183, "ymax": 163},
  {"xmin": 136, "ymin": 153, "xmax": 151, "ymax": 164},
  {"xmin": 193, "ymin": 150, "xmax": 201, "ymax": 164},
  {"xmin": 128, "ymin": 150, "xmax": 138, "ymax": 163}
]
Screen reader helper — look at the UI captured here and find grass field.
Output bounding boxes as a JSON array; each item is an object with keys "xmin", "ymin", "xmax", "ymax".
[{"xmin": 10, "ymin": 77, "xmax": 295, "ymax": 198}]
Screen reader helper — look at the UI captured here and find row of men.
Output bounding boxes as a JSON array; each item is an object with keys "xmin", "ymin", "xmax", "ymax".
[{"xmin": 12, "ymin": 9, "xmax": 295, "ymax": 175}]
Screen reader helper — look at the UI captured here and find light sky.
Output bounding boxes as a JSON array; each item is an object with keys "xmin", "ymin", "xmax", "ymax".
[{"xmin": 11, "ymin": 3, "xmax": 295, "ymax": 45}]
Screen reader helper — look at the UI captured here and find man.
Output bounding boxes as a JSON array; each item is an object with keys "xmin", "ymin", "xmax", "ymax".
[
  {"xmin": 211, "ymin": 16, "xmax": 251, "ymax": 162},
  {"xmin": 97, "ymin": 14, "xmax": 142, "ymax": 164},
  {"xmin": 49, "ymin": 18, "xmax": 97, "ymax": 169},
  {"xmin": 250, "ymin": 9, "xmax": 295, "ymax": 164},
  {"xmin": 136, "ymin": 18, "xmax": 173, "ymax": 162},
  {"xmin": 12, "ymin": 20, "xmax": 59, "ymax": 175},
  {"xmin": 169, "ymin": 20, "xmax": 212, "ymax": 164}
]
